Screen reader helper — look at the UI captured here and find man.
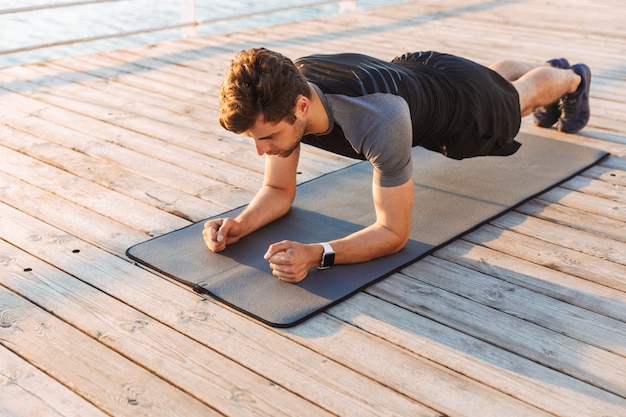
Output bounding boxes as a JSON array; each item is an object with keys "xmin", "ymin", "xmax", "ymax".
[{"xmin": 203, "ymin": 48, "xmax": 591, "ymax": 283}]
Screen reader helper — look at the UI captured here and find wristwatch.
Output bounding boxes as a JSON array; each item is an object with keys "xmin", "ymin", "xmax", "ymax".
[{"xmin": 318, "ymin": 242, "xmax": 335, "ymax": 269}]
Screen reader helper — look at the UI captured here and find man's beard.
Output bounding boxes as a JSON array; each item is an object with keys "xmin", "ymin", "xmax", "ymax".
[{"xmin": 278, "ymin": 117, "xmax": 306, "ymax": 158}]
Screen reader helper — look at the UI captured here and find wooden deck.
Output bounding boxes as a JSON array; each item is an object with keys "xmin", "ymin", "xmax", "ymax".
[{"xmin": 1, "ymin": 0, "xmax": 625, "ymax": 416}]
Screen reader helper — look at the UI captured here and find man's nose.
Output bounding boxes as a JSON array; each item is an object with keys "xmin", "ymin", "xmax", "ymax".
[{"xmin": 255, "ymin": 140, "xmax": 269, "ymax": 155}]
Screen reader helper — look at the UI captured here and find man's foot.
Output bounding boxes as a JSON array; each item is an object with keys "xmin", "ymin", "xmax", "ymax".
[
  {"xmin": 532, "ymin": 58, "xmax": 570, "ymax": 128},
  {"xmin": 558, "ymin": 63, "xmax": 591, "ymax": 133}
]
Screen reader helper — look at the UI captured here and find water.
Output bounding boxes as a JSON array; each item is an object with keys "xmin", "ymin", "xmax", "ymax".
[{"xmin": 0, "ymin": 0, "xmax": 407, "ymax": 68}]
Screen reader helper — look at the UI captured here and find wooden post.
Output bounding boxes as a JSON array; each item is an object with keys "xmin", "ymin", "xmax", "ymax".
[{"xmin": 180, "ymin": 0, "xmax": 197, "ymax": 38}]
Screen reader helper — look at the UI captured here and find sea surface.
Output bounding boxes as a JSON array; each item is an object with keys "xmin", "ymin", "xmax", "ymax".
[{"xmin": 0, "ymin": 0, "xmax": 407, "ymax": 68}]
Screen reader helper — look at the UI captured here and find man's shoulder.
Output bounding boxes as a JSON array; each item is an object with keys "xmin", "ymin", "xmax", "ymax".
[{"xmin": 329, "ymin": 93, "xmax": 410, "ymax": 124}]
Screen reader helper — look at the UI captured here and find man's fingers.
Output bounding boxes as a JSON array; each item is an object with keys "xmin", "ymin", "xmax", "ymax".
[
  {"xmin": 207, "ymin": 224, "xmax": 218, "ymax": 240},
  {"xmin": 215, "ymin": 224, "xmax": 224, "ymax": 242},
  {"xmin": 264, "ymin": 241, "xmax": 309, "ymax": 283},
  {"xmin": 267, "ymin": 250, "xmax": 288, "ymax": 265},
  {"xmin": 267, "ymin": 250, "xmax": 293, "ymax": 278},
  {"xmin": 214, "ymin": 221, "xmax": 229, "ymax": 242},
  {"xmin": 204, "ymin": 219, "xmax": 233, "ymax": 242},
  {"xmin": 203, "ymin": 220, "xmax": 227, "ymax": 252},
  {"xmin": 264, "ymin": 240, "xmax": 291, "ymax": 261},
  {"xmin": 270, "ymin": 266, "xmax": 299, "ymax": 283}
]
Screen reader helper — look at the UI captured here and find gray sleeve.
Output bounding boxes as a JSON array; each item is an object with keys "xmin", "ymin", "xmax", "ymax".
[{"xmin": 328, "ymin": 93, "xmax": 414, "ymax": 187}]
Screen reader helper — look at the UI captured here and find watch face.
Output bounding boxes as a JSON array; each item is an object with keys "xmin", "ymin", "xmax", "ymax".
[{"xmin": 322, "ymin": 252, "xmax": 335, "ymax": 268}]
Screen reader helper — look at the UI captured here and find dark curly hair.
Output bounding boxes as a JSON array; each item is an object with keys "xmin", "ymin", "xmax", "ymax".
[{"xmin": 219, "ymin": 48, "xmax": 311, "ymax": 133}]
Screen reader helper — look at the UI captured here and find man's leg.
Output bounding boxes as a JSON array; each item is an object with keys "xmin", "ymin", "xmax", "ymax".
[
  {"xmin": 511, "ymin": 66, "xmax": 580, "ymax": 116},
  {"xmin": 489, "ymin": 59, "xmax": 537, "ymax": 82},
  {"xmin": 490, "ymin": 59, "xmax": 591, "ymax": 133}
]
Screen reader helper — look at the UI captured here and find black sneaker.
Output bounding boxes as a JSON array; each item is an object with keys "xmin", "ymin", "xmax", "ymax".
[
  {"xmin": 532, "ymin": 58, "xmax": 570, "ymax": 128},
  {"xmin": 558, "ymin": 63, "xmax": 591, "ymax": 133}
]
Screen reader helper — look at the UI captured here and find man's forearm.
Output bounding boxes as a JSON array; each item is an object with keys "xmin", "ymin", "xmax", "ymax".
[
  {"xmin": 326, "ymin": 222, "xmax": 409, "ymax": 265},
  {"xmin": 324, "ymin": 178, "xmax": 414, "ymax": 266},
  {"xmin": 236, "ymin": 185, "xmax": 295, "ymax": 238}
]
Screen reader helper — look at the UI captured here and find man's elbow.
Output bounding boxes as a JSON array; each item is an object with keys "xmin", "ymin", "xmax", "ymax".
[
  {"xmin": 282, "ymin": 189, "xmax": 296, "ymax": 215},
  {"xmin": 267, "ymin": 185, "xmax": 296, "ymax": 216},
  {"xmin": 392, "ymin": 238, "xmax": 409, "ymax": 254},
  {"xmin": 277, "ymin": 203, "xmax": 292, "ymax": 219},
  {"xmin": 386, "ymin": 230, "xmax": 410, "ymax": 255}
]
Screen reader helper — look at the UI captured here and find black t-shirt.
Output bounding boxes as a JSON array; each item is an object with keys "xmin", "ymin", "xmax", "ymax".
[{"xmin": 297, "ymin": 51, "xmax": 522, "ymax": 186}]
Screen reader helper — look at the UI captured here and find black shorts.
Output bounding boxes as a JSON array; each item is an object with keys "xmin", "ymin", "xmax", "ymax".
[{"xmin": 392, "ymin": 51, "xmax": 522, "ymax": 160}]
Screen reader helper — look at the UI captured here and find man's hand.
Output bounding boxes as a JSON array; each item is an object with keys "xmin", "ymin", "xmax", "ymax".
[
  {"xmin": 203, "ymin": 218, "xmax": 243, "ymax": 252},
  {"xmin": 264, "ymin": 240, "xmax": 322, "ymax": 283}
]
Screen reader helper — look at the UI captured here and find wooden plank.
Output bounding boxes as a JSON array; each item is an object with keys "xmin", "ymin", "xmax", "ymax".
[
  {"xmin": 371, "ymin": 1, "xmax": 625, "ymax": 59},
  {"xmin": 589, "ymin": 162, "xmax": 626, "ymax": 188},
  {"xmin": 41, "ymin": 60, "xmax": 220, "ymax": 116},
  {"xmin": 408, "ymin": 17, "xmax": 623, "ymax": 68},
  {"xmin": 458, "ymin": 0, "xmax": 626, "ymax": 40},
  {"xmin": 0, "ymin": 172, "xmax": 145, "ymax": 254},
  {"xmin": 491, "ymin": 211, "xmax": 626, "ymax": 266},
  {"xmin": 327, "ymin": 292, "xmax": 626, "ymax": 417},
  {"xmin": 46, "ymin": 54, "xmax": 223, "ymax": 109},
  {"xmin": 404, "ymin": 256, "xmax": 626, "ymax": 357},
  {"xmin": 0, "ymin": 288, "xmax": 220, "ymax": 417},
  {"xmin": 368, "ymin": 271, "xmax": 626, "ymax": 398},
  {"xmin": 0, "ymin": 120, "xmax": 217, "ymax": 223},
  {"xmin": 0, "ymin": 348, "xmax": 109, "ymax": 417},
  {"xmin": 111, "ymin": 39, "xmax": 239, "ymax": 74},
  {"xmin": 282, "ymin": 314, "xmax": 555, "ymax": 417},
  {"xmin": 603, "ymin": 155, "xmax": 626, "ymax": 172},
  {"xmin": 0, "ymin": 143, "xmax": 188, "ymax": 235},
  {"xmin": 0, "ymin": 101, "xmax": 255, "ymax": 210},
  {"xmin": 0, "ymin": 77, "xmax": 265, "ymax": 194},
  {"xmin": 562, "ymin": 176, "xmax": 625, "ymax": 203},
  {"xmin": 114, "ymin": 37, "xmax": 236, "ymax": 72},
  {"xmin": 434, "ymin": 239, "xmax": 626, "ymax": 323},
  {"xmin": 464, "ymin": 224, "xmax": 626, "ymax": 292},
  {"xmin": 0, "ymin": 241, "xmax": 330, "ymax": 417},
  {"xmin": 0, "ymin": 202, "xmax": 439, "ymax": 417},
  {"xmin": 532, "ymin": 187, "xmax": 626, "ymax": 226}
]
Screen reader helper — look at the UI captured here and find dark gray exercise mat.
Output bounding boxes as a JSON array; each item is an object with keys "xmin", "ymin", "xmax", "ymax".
[{"xmin": 127, "ymin": 133, "xmax": 608, "ymax": 327}]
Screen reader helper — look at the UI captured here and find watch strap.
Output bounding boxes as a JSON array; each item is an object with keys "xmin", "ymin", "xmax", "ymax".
[{"xmin": 318, "ymin": 242, "xmax": 335, "ymax": 269}]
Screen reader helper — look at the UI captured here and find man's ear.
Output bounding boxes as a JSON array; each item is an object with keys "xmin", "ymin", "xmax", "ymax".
[{"xmin": 294, "ymin": 95, "xmax": 310, "ymax": 116}]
